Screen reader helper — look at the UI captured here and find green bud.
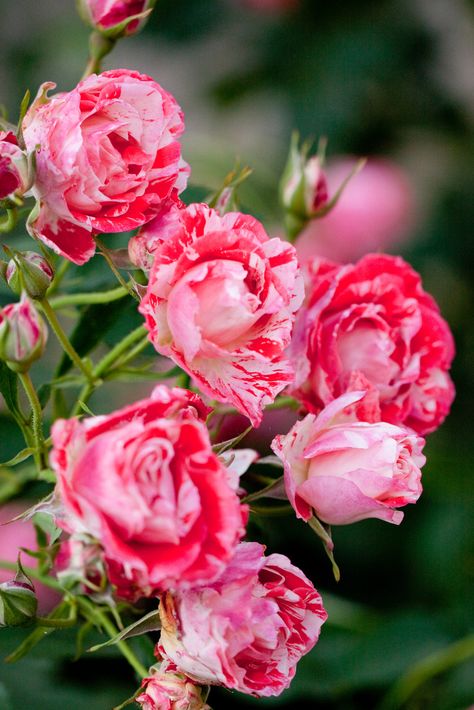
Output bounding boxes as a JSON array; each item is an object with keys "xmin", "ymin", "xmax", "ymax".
[
  {"xmin": 5, "ymin": 251, "xmax": 54, "ymax": 300},
  {"xmin": 0, "ymin": 561, "xmax": 37, "ymax": 627}
]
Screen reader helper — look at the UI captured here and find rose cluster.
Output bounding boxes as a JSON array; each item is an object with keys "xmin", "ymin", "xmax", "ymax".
[{"xmin": 0, "ymin": 30, "xmax": 456, "ymax": 707}]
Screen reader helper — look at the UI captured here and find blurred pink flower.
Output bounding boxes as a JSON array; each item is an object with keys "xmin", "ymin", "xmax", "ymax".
[{"xmin": 295, "ymin": 158, "xmax": 415, "ymax": 263}]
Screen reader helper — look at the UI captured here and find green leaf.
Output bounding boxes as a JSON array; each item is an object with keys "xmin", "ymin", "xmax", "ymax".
[
  {"xmin": 37, "ymin": 384, "xmax": 51, "ymax": 410},
  {"xmin": 0, "ymin": 448, "xmax": 34, "ymax": 467},
  {"xmin": 88, "ymin": 609, "xmax": 161, "ymax": 653},
  {"xmin": 32, "ymin": 513, "xmax": 62, "ymax": 546},
  {"xmin": 0, "ymin": 361, "xmax": 21, "ymax": 420}
]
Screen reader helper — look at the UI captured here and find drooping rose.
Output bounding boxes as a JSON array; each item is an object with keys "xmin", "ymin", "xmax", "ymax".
[
  {"xmin": 291, "ymin": 253, "xmax": 455, "ymax": 435},
  {"xmin": 22, "ymin": 69, "xmax": 189, "ymax": 265},
  {"xmin": 0, "ymin": 295, "xmax": 48, "ymax": 372},
  {"xmin": 0, "ymin": 131, "xmax": 30, "ymax": 201},
  {"xmin": 159, "ymin": 542, "xmax": 327, "ymax": 697},
  {"xmin": 77, "ymin": 0, "xmax": 156, "ymax": 37},
  {"xmin": 50, "ymin": 385, "xmax": 245, "ymax": 600},
  {"xmin": 295, "ymin": 158, "xmax": 414, "ymax": 263},
  {"xmin": 272, "ymin": 390, "xmax": 425, "ymax": 526},
  {"xmin": 137, "ymin": 661, "xmax": 210, "ymax": 710},
  {"xmin": 139, "ymin": 203, "xmax": 304, "ymax": 427}
]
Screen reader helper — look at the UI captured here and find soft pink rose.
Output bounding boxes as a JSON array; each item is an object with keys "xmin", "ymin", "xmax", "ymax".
[
  {"xmin": 291, "ymin": 253, "xmax": 455, "ymax": 435},
  {"xmin": 78, "ymin": 0, "xmax": 156, "ymax": 36},
  {"xmin": 0, "ymin": 295, "xmax": 48, "ymax": 372},
  {"xmin": 137, "ymin": 661, "xmax": 210, "ymax": 710},
  {"xmin": 295, "ymin": 158, "xmax": 414, "ymax": 263},
  {"xmin": 272, "ymin": 391, "xmax": 425, "ymax": 525},
  {"xmin": 0, "ymin": 131, "xmax": 30, "ymax": 201},
  {"xmin": 159, "ymin": 542, "xmax": 327, "ymax": 697},
  {"xmin": 139, "ymin": 203, "xmax": 304, "ymax": 427},
  {"xmin": 51, "ymin": 385, "xmax": 245, "ymax": 599},
  {"xmin": 22, "ymin": 70, "xmax": 189, "ymax": 265}
]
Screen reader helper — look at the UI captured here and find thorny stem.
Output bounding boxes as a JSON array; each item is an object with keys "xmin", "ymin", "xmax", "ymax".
[{"xmin": 18, "ymin": 371, "xmax": 46, "ymax": 471}]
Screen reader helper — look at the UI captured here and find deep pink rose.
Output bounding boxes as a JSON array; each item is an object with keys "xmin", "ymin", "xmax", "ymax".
[
  {"xmin": 51, "ymin": 385, "xmax": 245, "ymax": 599},
  {"xmin": 78, "ymin": 0, "xmax": 155, "ymax": 36},
  {"xmin": 291, "ymin": 253, "xmax": 455, "ymax": 435},
  {"xmin": 139, "ymin": 203, "xmax": 304, "ymax": 427},
  {"xmin": 295, "ymin": 158, "xmax": 415, "ymax": 263},
  {"xmin": 137, "ymin": 661, "xmax": 210, "ymax": 710},
  {"xmin": 22, "ymin": 70, "xmax": 189, "ymax": 265},
  {"xmin": 159, "ymin": 542, "xmax": 327, "ymax": 697},
  {"xmin": 272, "ymin": 391, "xmax": 425, "ymax": 525},
  {"xmin": 0, "ymin": 131, "xmax": 30, "ymax": 200}
]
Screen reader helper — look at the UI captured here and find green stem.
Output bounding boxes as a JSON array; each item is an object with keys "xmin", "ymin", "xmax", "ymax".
[
  {"xmin": 46, "ymin": 259, "xmax": 70, "ymax": 296},
  {"xmin": 108, "ymin": 335, "xmax": 150, "ymax": 370},
  {"xmin": 40, "ymin": 298, "xmax": 95, "ymax": 384},
  {"xmin": 18, "ymin": 371, "xmax": 45, "ymax": 471},
  {"xmin": 0, "ymin": 208, "xmax": 18, "ymax": 233},
  {"xmin": 72, "ymin": 325, "xmax": 147, "ymax": 416},
  {"xmin": 78, "ymin": 598, "xmax": 148, "ymax": 679},
  {"xmin": 81, "ymin": 32, "xmax": 116, "ymax": 81},
  {"xmin": 379, "ymin": 633, "xmax": 474, "ymax": 710},
  {"xmin": 49, "ymin": 285, "xmax": 129, "ymax": 310},
  {"xmin": 94, "ymin": 237, "xmax": 138, "ymax": 300}
]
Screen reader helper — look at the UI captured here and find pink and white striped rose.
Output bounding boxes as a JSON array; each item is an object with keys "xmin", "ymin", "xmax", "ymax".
[
  {"xmin": 139, "ymin": 203, "xmax": 304, "ymax": 427},
  {"xmin": 159, "ymin": 542, "xmax": 327, "ymax": 697},
  {"xmin": 23, "ymin": 69, "xmax": 189, "ymax": 265}
]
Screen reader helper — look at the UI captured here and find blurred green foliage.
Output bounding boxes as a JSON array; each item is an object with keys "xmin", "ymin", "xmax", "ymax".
[{"xmin": 0, "ymin": 0, "xmax": 473, "ymax": 708}]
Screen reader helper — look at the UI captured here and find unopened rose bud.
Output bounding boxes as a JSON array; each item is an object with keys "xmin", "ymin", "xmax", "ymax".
[
  {"xmin": 77, "ymin": 0, "xmax": 157, "ymax": 38},
  {"xmin": 0, "ymin": 131, "xmax": 31, "ymax": 202},
  {"xmin": 0, "ymin": 295, "xmax": 48, "ymax": 372},
  {"xmin": 6, "ymin": 251, "xmax": 54, "ymax": 300},
  {"xmin": 280, "ymin": 133, "xmax": 328, "ymax": 221},
  {"xmin": 137, "ymin": 661, "xmax": 211, "ymax": 710},
  {"xmin": 0, "ymin": 562, "xmax": 37, "ymax": 627}
]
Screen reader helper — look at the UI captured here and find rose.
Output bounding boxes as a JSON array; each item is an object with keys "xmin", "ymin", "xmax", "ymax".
[
  {"xmin": 139, "ymin": 203, "xmax": 304, "ymax": 427},
  {"xmin": 272, "ymin": 391, "xmax": 425, "ymax": 525},
  {"xmin": 159, "ymin": 542, "xmax": 327, "ymax": 697},
  {"xmin": 77, "ymin": 0, "xmax": 156, "ymax": 37},
  {"xmin": 295, "ymin": 158, "xmax": 414, "ymax": 263},
  {"xmin": 0, "ymin": 131, "xmax": 30, "ymax": 201},
  {"xmin": 22, "ymin": 69, "xmax": 189, "ymax": 265},
  {"xmin": 137, "ymin": 661, "xmax": 210, "ymax": 710},
  {"xmin": 0, "ymin": 295, "xmax": 48, "ymax": 372},
  {"xmin": 51, "ymin": 385, "xmax": 245, "ymax": 599},
  {"xmin": 291, "ymin": 253, "xmax": 455, "ymax": 435}
]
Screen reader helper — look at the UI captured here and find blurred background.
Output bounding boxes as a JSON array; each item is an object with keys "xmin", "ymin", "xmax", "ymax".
[{"xmin": 0, "ymin": 0, "xmax": 473, "ymax": 708}]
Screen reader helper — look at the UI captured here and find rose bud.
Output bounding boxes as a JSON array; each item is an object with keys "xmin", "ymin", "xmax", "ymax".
[
  {"xmin": 0, "ymin": 562, "xmax": 37, "ymax": 628},
  {"xmin": 5, "ymin": 251, "xmax": 54, "ymax": 300},
  {"xmin": 137, "ymin": 661, "xmax": 211, "ymax": 710},
  {"xmin": 272, "ymin": 391, "xmax": 426, "ymax": 526},
  {"xmin": 77, "ymin": 0, "xmax": 157, "ymax": 38},
  {"xmin": 280, "ymin": 133, "xmax": 328, "ymax": 222},
  {"xmin": 0, "ymin": 131, "xmax": 30, "ymax": 202},
  {"xmin": 295, "ymin": 157, "xmax": 415, "ymax": 263},
  {"xmin": 0, "ymin": 295, "xmax": 48, "ymax": 372}
]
